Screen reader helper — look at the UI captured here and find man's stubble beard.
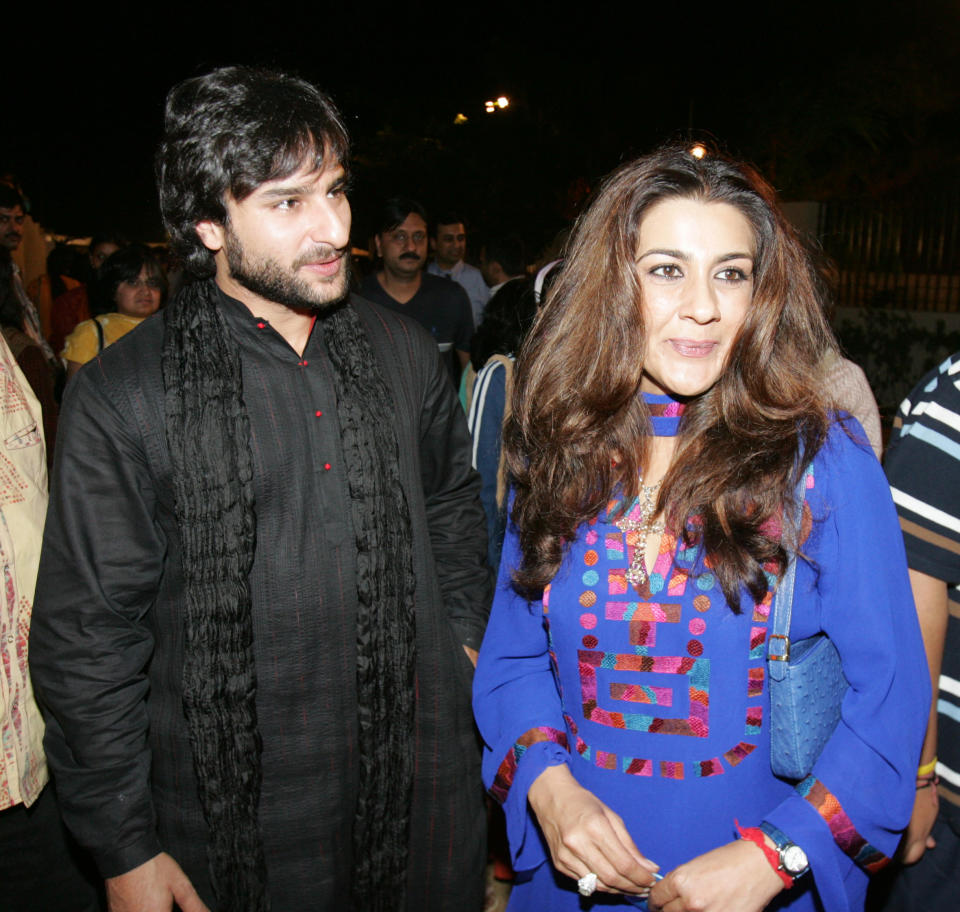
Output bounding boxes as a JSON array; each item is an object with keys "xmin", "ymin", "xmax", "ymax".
[{"xmin": 224, "ymin": 224, "xmax": 351, "ymax": 312}]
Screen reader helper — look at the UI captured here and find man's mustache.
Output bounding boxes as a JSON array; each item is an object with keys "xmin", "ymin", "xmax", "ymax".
[{"xmin": 399, "ymin": 252, "xmax": 422, "ymax": 261}]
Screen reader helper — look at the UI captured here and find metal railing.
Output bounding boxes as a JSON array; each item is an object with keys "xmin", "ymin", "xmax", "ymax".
[{"xmin": 818, "ymin": 193, "xmax": 960, "ymax": 311}]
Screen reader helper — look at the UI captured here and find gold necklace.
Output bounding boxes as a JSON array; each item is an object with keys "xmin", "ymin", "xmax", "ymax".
[{"xmin": 615, "ymin": 479, "xmax": 664, "ymax": 588}]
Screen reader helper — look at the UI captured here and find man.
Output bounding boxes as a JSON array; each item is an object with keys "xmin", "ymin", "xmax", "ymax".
[
  {"xmin": 0, "ymin": 184, "xmax": 27, "ymax": 252},
  {"xmin": 360, "ymin": 199, "xmax": 474, "ymax": 387},
  {"xmin": 0, "ymin": 185, "xmax": 57, "ymax": 367},
  {"xmin": 880, "ymin": 353, "xmax": 960, "ymax": 912},
  {"xmin": 427, "ymin": 214, "xmax": 489, "ymax": 326},
  {"xmin": 31, "ymin": 67, "xmax": 490, "ymax": 912},
  {"xmin": 0, "ymin": 331, "xmax": 100, "ymax": 911},
  {"xmin": 480, "ymin": 235, "xmax": 527, "ymax": 297}
]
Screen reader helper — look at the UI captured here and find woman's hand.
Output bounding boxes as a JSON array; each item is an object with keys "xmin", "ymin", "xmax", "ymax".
[
  {"xmin": 649, "ymin": 839, "xmax": 784, "ymax": 912},
  {"xmin": 527, "ymin": 764, "xmax": 659, "ymax": 894},
  {"xmin": 899, "ymin": 783, "xmax": 939, "ymax": 865}
]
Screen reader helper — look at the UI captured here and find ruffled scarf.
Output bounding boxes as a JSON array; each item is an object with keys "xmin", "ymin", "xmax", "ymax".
[{"xmin": 162, "ymin": 279, "xmax": 416, "ymax": 911}]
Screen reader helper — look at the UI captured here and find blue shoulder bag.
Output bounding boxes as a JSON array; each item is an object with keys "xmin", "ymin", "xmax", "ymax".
[{"xmin": 767, "ymin": 465, "xmax": 849, "ymax": 781}]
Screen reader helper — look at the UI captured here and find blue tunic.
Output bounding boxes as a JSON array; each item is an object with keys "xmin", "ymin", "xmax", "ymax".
[{"xmin": 473, "ymin": 395, "xmax": 929, "ymax": 912}]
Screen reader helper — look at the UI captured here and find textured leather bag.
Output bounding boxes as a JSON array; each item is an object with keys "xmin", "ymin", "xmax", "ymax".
[{"xmin": 767, "ymin": 466, "xmax": 849, "ymax": 780}]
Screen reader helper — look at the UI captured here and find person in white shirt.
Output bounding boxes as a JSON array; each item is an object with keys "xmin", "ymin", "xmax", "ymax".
[{"xmin": 427, "ymin": 214, "xmax": 489, "ymax": 325}]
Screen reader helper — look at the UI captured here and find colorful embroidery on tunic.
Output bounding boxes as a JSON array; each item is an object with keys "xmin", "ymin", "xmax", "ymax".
[
  {"xmin": 660, "ymin": 760, "xmax": 684, "ymax": 779},
  {"xmin": 724, "ymin": 742, "xmax": 756, "ymax": 766},
  {"xmin": 490, "ymin": 726, "xmax": 569, "ymax": 804},
  {"xmin": 623, "ymin": 756, "xmax": 653, "ymax": 776},
  {"xmin": 556, "ymin": 467, "xmax": 821, "ymax": 781},
  {"xmin": 694, "ymin": 758, "xmax": 724, "ymax": 777},
  {"xmin": 796, "ymin": 776, "xmax": 890, "ymax": 873}
]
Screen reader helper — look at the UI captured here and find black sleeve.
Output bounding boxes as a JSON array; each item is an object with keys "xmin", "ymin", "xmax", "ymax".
[
  {"xmin": 416, "ymin": 330, "xmax": 492, "ymax": 650},
  {"xmin": 30, "ymin": 365, "xmax": 165, "ymax": 877}
]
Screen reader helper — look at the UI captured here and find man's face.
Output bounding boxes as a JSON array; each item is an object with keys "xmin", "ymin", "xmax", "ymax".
[
  {"xmin": 90, "ymin": 241, "xmax": 120, "ymax": 271},
  {"xmin": 198, "ymin": 160, "xmax": 352, "ymax": 312},
  {"xmin": 0, "ymin": 205, "xmax": 25, "ymax": 251},
  {"xmin": 376, "ymin": 213, "xmax": 428, "ymax": 280},
  {"xmin": 433, "ymin": 222, "xmax": 466, "ymax": 269}
]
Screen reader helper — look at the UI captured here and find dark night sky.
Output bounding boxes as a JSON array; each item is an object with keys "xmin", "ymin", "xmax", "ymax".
[{"xmin": 5, "ymin": 0, "xmax": 959, "ymax": 252}]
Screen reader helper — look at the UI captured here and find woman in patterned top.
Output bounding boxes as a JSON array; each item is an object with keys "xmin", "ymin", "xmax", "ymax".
[{"xmin": 473, "ymin": 146, "xmax": 928, "ymax": 912}]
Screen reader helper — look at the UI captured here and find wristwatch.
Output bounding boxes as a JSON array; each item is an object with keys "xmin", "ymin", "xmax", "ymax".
[{"xmin": 760, "ymin": 821, "xmax": 810, "ymax": 878}]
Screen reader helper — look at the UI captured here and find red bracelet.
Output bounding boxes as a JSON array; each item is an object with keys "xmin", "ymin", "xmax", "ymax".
[{"xmin": 735, "ymin": 820, "xmax": 793, "ymax": 888}]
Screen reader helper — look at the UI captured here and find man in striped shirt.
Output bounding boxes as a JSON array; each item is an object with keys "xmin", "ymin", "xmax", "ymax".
[{"xmin": 882, "ymin": 352, "xmax": 960, "ymax": 910}]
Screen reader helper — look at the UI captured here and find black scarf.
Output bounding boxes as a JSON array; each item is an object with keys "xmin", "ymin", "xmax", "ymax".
[{"xmin": 162, "ymin": 279, "xmax": 417, "ymax": 911}]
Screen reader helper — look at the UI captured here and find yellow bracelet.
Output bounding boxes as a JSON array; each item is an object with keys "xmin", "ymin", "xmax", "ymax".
[{"xmin": 918, "ymin": 757, "xmax": 938, "ymax": 777}]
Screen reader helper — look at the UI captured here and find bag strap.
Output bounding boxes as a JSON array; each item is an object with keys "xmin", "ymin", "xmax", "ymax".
[
  {"xmin": 93, "ymin": 315, "xmax": 105, "ymax": 354},
  {"xmin": 767, "ymin": 465, "xmax": 811, "ymax": 680}
]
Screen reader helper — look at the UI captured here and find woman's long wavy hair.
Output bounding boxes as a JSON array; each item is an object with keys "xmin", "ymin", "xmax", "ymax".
[{"xmin": 505, "ymin": 145, "xmax": 833, "ymax": 611}]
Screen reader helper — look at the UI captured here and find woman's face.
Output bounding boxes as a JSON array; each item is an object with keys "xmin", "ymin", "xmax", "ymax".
[
  {"xmin": 636, "ymin": 197, "xmax": 755, "ymax": 399},
  {"xmin": 115, "ymin": 266, "xmax": 163, "ymax": 318}
]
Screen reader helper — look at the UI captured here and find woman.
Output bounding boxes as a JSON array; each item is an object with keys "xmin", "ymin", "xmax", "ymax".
[
  {"xmin": 62, "ymin": 243, "xmax": 165, "ymax": 379},
  {"xmin": 472, "ymin": 147, "xmax": 929, "ymax": 912},
  {"xmin": 468, "ymin": 277, "xmax": 540, "ymax": 572}
]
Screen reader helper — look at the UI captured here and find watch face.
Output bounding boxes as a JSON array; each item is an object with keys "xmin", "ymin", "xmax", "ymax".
[{"xmin": 782, "ymin": 844, "xmax": 809, "ymax": 874}]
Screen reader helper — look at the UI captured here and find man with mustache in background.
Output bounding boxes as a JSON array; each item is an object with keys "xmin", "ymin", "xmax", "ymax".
[
  {"xmin": 30, "ymin": 68, "xmax": 490, "ymax": 912},
  {"xmin": 361, "ymin": 198, "xmax": 474, "ymax": 388}
]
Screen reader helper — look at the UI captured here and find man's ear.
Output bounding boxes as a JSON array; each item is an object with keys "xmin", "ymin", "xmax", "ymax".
[
  {"xmin": 374, "ymin": 234, "xmax": 383, "ymax": 258},
  {"xmin": 429, "ymin": 237, "xmax": 436, "ymax": 253},
  {"xmin": 195, "ymin": 220, "xmax": 226, "ymax": 253}
]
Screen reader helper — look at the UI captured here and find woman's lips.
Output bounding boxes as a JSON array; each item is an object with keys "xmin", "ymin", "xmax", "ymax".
[{"xmin": 669, "ymin": 339, "xmax": 718, "ymax": 357}]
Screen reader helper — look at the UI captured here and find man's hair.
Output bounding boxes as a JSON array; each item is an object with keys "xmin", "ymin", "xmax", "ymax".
[
  {"xmin": 376, "ymin": 197, "xmax": 428, "ymax": 236},
  {"xmin": 156, "ymin": 67, "xmax": 349, "ymax": 278},
  {"xmin": 485, "ymin": 235, "xmax": 526, "ymax": 278},
  {"xmin": 432, "ymin": 212, "xmax": 466, "ymax": 237},
  {"xmin": 0, "ymin": 184, "xmax": 25, "ymax": 211}
]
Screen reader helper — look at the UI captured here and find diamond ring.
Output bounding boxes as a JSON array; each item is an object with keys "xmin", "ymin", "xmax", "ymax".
[{"xmin": 577, "ymin": 872, "xmax": 598, "ymax": 896}]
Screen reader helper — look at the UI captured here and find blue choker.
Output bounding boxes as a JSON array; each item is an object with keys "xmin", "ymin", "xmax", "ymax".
[{"xmin": 643, "ymin": 392, "xmax": 685, "ymax": 437}]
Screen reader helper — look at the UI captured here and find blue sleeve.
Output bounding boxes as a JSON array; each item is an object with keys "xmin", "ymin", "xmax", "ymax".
[
  {"xmin": 473, "ymin": 523, "xmax": 572, "ymax": 872},
  {"xmin": 763, "ymin": 421, "xmax": 930, "ymax": 911},
  {"xmin": 467, "ymin": 361, "xmax": 508, "ymax": 570}
]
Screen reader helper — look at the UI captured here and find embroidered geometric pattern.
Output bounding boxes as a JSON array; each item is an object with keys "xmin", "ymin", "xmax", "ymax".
[
  {"xmin": 489, "ymin": 726, "xmax": 569, "ymax": 804},
  {"xmin": 550, "ymin": 466, "xmax": 822, "ymax": 784},
  {"xmin": 796, "ymin": 776, "xmax": 890, "ymax": 873}
]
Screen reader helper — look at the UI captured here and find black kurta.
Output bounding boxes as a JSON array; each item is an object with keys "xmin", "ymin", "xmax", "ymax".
[{"xmin": 31, "ymin": 287, "xmax": 491, "ymax": 910}]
